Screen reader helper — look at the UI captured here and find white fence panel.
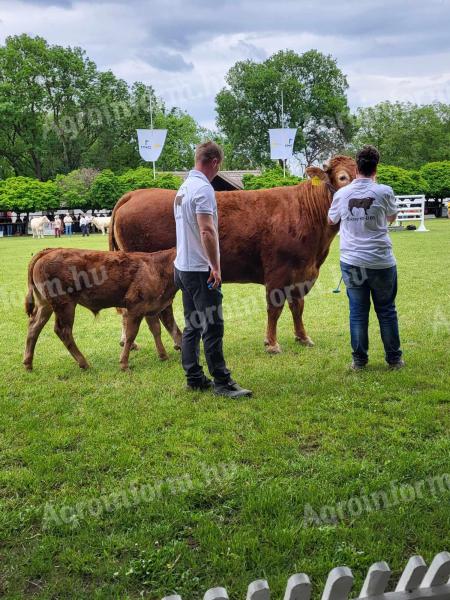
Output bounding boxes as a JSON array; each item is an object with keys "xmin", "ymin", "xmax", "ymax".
[
  {"xmin": 394, "ymin": 195, "xmax": 428, "ymax": 232},
  {"xmin": 162, "ymin": 552, "xmax": 450, "ymax": 600}
]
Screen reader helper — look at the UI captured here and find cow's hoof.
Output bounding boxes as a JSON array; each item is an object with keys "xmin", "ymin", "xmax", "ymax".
[
  {"xmin": 131, "ymin": 342, "xmax": 139, "ymax": 351},
  {"xmin": 173, "ymin": 344, "xmax": 181, "ymax": 352},
  {"xmin": 79, "ymin": 363, "xmax": 89, "ymax": 369},
  {"xmin": 266, "ymin": 343, "xmax": 282, "ymax": 354},
  {"xmin": 23, "ymin": 363, "xmax": 32, "ymax": 371},
  {"xmin": 159, "ymin": 353, "xmax": 169, "ymax": 361},
  {"xmin": 120, "ymin": 364, "xmax": 130, "ymax": 371},
  {"xmin": 296, "ymin": 336, "xmax": 315, "ymax": 347}
]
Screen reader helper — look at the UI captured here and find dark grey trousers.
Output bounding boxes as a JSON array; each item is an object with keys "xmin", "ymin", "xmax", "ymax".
[{"xmin": 174, "ymin": 268, "xmax": 231, "ymax": 385}]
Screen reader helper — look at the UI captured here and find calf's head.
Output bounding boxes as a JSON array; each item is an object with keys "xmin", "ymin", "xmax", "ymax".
[{"xmin": 306, "ymin": 155, "xmax": 357, "ymax": 192}]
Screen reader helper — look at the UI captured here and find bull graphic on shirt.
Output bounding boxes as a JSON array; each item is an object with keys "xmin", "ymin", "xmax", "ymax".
[{"xmin": 348, "ymin": 196, "xmax": 375, "ymax": 216}]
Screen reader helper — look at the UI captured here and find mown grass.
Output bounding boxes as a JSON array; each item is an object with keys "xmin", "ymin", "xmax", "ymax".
[{"xmin": 0, "ymin": 222, "xmax": 449, "ymax": 599}]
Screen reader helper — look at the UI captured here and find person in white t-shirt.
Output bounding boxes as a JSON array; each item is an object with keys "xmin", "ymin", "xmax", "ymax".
[
  {"xmin": 174, "ymin": 141, "xmax": 251, "ymax": 399},
  {"xmin": 328, "ymin": 145, "xmax": 404, "ymax": 371},
  {"xmin": 63, "ymin": 214, "xmax": 73, "ymax": 236},
  {"xmin": 80, "ymin": 214, "xmax": 88, "ymax": 237}
]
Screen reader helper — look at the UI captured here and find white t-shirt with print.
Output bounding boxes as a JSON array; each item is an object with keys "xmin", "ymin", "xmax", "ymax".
[{"xmin": 328, "ymin": 178, "xmax": 398, "ymax": 269}]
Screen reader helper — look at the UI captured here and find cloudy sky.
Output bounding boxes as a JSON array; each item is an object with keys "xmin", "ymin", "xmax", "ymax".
[{"xmin": 1, "ymin": 0, "xmax": 449, "ymax": 129}]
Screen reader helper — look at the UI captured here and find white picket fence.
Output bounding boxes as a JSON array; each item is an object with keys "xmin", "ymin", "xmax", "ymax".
[
  {"xmin": 162, "ymin": 551, "xmax": 450, "ymax": 600},
  {"xmin": 394, "ymin": 195, "xmax": 428, "ymax": 231}
]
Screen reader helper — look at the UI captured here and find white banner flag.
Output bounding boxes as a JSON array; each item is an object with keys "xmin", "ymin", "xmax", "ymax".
[
  {"xmin": 136, "ymin": 129, "xmax": 167, "ymax": 162},
  {"xmin": 269, "ymin": 128, "xmax": 297, "ymax": 160}
]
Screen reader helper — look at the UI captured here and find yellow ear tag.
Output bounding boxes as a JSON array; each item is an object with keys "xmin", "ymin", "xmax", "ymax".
[{"xmin": 311, "ymin": 176, "xmax": 321, "ymax": 186}]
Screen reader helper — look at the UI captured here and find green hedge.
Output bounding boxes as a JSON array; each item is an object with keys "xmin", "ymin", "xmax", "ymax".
[
  {"xmin": 376, "ymin": 165, "xmax": 429, "ymax": 195},
  {"xmin": 0, "ymin": 168, "xmax": 183, "ymax": 212},
  {"xmin": 243, "ymin": 168, "xmax": 303, "ymax": 190},
  {"xmin": 0, "ymin": 177, "xmax": 60, "ymax": 212},
  {"xmin": 419, "ymin": 161, "xmax": 450, "ymax": 199},
  {"xmin": 1, "ymin": 161, "xmax": 449, "ymax": 212}
]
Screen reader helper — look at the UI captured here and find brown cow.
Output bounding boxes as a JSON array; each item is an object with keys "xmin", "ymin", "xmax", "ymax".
[
  {"xmin": 23, "ymin": 247, "xmax": 177, "ymax": 371},
  {"xmin": 110, "ymin": 156, "xmax": 357, "ymax": 355}
]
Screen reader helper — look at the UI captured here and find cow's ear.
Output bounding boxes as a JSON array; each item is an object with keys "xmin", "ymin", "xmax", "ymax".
[{"xmin": 305, "ymin": 166, "xmax": 330, "ymax": 185}]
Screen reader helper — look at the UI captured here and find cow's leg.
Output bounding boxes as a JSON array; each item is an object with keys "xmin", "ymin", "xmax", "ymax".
[
  {"xmin": 145, "ymin": 315, "xmax": 169, "ymax": 361},
  {"xmin": 159, "ymin": 305, "xmax": 182, "ymax": 350},
  {"xmin": 23, "ymin": 303, "xmax": 53, "ymax": 370},
  {"xmin": 264, "ymin": 288, "xmax": 285, "ymax": 354},
  {"xmin": 120, "ymin": 313, "xmax": 143, "ymax": 370},
  {"xmin": 54, "ymin": 305, "xmax": 89, "ymax": 369},
  {"xmin": 288, "ymin": 297, "xmax": 314, "ymax": 347},
  {"xmin": 119, "ymin": 309, "xmax": 139, "ymax": 350}
]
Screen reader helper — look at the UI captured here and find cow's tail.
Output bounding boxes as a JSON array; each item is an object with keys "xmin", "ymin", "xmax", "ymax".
[
  {"xmin": 109, "ymin": 192, "xmax": 134, "ymax": 317},
  {"xmin": 25, "ymin": 248, "xmax": 55, "ymax": 317},
  {"xmin": 109, "ymin": 192, "xmax": 134, "ymax": 251}
]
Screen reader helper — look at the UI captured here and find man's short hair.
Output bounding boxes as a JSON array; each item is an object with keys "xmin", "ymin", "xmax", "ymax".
[
  {"xmin": 356, "ymin": 145, "xmax": 380, "ymax": 176},
  {"xmin": 195, "ymin": 141, "xmax": 224, "ymax": 164}
]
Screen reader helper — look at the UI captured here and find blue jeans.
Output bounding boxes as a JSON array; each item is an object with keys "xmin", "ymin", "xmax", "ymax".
[
  {"xmin": 340, "ymin": 262, "xmax": 402, "ymax": 366},
  {"xmin": 65, "ymin": 224, "xmax": 72, "ymax": 235}
]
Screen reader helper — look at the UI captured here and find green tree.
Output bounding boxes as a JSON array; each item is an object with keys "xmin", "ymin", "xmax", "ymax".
[
  {"xmin": 117, "ymin": 167, "xmax": 182, "ymax": 195},
  {"xmin": 420, "ymin": 161, "xmax": 450, "ymax": 213},
  {"xmin": 243, "ymin": 167, "xmax": 302, "ymax": 190},
  {"xmin": 216, "ymin": 50, "xmax": 352, "ymax": 168},
  {"xmin": 0, "ymin": 34, "xmax": 130, "ymax": 179},
  {"xmin": 88, "ymin": 170, "xmax": 122, "ymax": 210},
  {"xmin": 56, "ymin": 168, "xmax": 99, "ymax": 209},
  {"xmin": 351, "ymin": 102, "xmax": 450, "ymax": 169},
  {"xmin": 83, "ymin": 83, "xmax": 202, "ymax": 172},
  {"xmin": 0, "ymin": 176, "xmax": 59, "ymax": 211}
]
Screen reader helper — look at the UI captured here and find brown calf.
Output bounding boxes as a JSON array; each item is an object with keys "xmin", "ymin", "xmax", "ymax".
[{"xmin": 23, "ymin": 247, "xmax": 180, "ymax": 371}]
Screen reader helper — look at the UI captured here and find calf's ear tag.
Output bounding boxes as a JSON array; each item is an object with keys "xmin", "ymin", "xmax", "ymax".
[{"xmin": 311, "ymin": 176, "xmax": 321, "ymax": 186}]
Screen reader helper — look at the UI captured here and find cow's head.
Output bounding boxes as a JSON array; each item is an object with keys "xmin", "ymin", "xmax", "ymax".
[{"xmin": 305, "ymin": 155, "xmax": 357, "ymax": 192}]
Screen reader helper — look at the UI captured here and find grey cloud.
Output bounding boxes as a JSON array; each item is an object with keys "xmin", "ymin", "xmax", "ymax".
[
  {"xmin": 231, "ymin": 40, "xmax": 267, "ymax": 61},
  {"xmin": 2, "ymin": 0, "xmax": 450, "ymax": 125},
  {"xmin": 146, "ymin": 50, "xmax": 194, "ymax": 72}
]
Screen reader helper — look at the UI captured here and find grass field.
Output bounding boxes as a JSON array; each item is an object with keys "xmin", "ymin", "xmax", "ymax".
[{"xmin": 0, "ymin": 222, "xmax": 449, "ymax": 599}]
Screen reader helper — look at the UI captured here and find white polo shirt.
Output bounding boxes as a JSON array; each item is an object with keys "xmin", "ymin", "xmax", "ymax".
[{"xmin": 174, "ymin": 170, "xmax": 218, "ymax": 272}]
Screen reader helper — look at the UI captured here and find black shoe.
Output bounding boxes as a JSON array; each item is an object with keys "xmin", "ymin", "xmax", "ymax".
[
  {"xmin": 350, "ymin": 361, "xmax": 366, "ymax": 371},
  {"xmin": 213, "ymin": 380, "xmax": 252, "ymax": 398},
  {"xmin": 388, "ymin": 359, "xmax": 405, "ymax": 370},
  {"xmin": 186, "ymin": 376, "xmax": 213, "ymax": 391}
]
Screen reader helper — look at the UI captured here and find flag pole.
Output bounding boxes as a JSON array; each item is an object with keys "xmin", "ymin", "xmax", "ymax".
[
  {"xmin": 281, "ymin": 90, "xmax": 286, "ymax": 178},
  {"xmin": 149, "ymin": 90, "xmax": 156, "ymax": 179}
]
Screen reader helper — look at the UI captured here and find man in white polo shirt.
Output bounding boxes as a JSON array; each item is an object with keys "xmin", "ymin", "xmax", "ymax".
[
  {"xmin": 174, "ymin": 141, "xmax": 252, "ymax": 398},
  {"xmin": 328, "ymin": 145, "xmax": 404, "ymax": 371}
]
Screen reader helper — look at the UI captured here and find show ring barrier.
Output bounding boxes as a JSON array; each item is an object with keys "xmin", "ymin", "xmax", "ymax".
[
  {"xmin": 162, "ymin": 551, "xmax": 450, "ymax": 600},
  {"xmin": 393, "ymin": 195, "xmax": 428, "ymax": 232}
]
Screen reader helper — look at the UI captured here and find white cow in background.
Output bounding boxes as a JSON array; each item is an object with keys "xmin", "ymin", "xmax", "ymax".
[
  {"xmin": 92, "ymin": 216, "xmax": 111, "ymax": 235},
  {"xmin": 30, "ymin": 216, "xmax": 50, "ymax": 239}
]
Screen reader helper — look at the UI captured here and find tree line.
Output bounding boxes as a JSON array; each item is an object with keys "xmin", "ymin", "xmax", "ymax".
[
  {"xmin": 0, "ymin": 34, "xmax": 449, "ymax": 211},
  {"xmin": 2, "ymin": 160, "xmax": 449, "ymax": 214}
]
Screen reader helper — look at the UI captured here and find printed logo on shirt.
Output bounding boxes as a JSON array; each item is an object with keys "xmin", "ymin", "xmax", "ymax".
[{"xmin": 348, "ymin": 196, "xmax": 375, "ymax": 217}]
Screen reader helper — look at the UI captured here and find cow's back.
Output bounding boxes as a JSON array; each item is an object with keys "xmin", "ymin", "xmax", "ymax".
[
  {"xmin": 111, "ymin": 189, "xmax": 177, "ymax": 253},
  {"xmin": 109, "ymin": 184, "xmax": 330, "ymax": 285}
]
